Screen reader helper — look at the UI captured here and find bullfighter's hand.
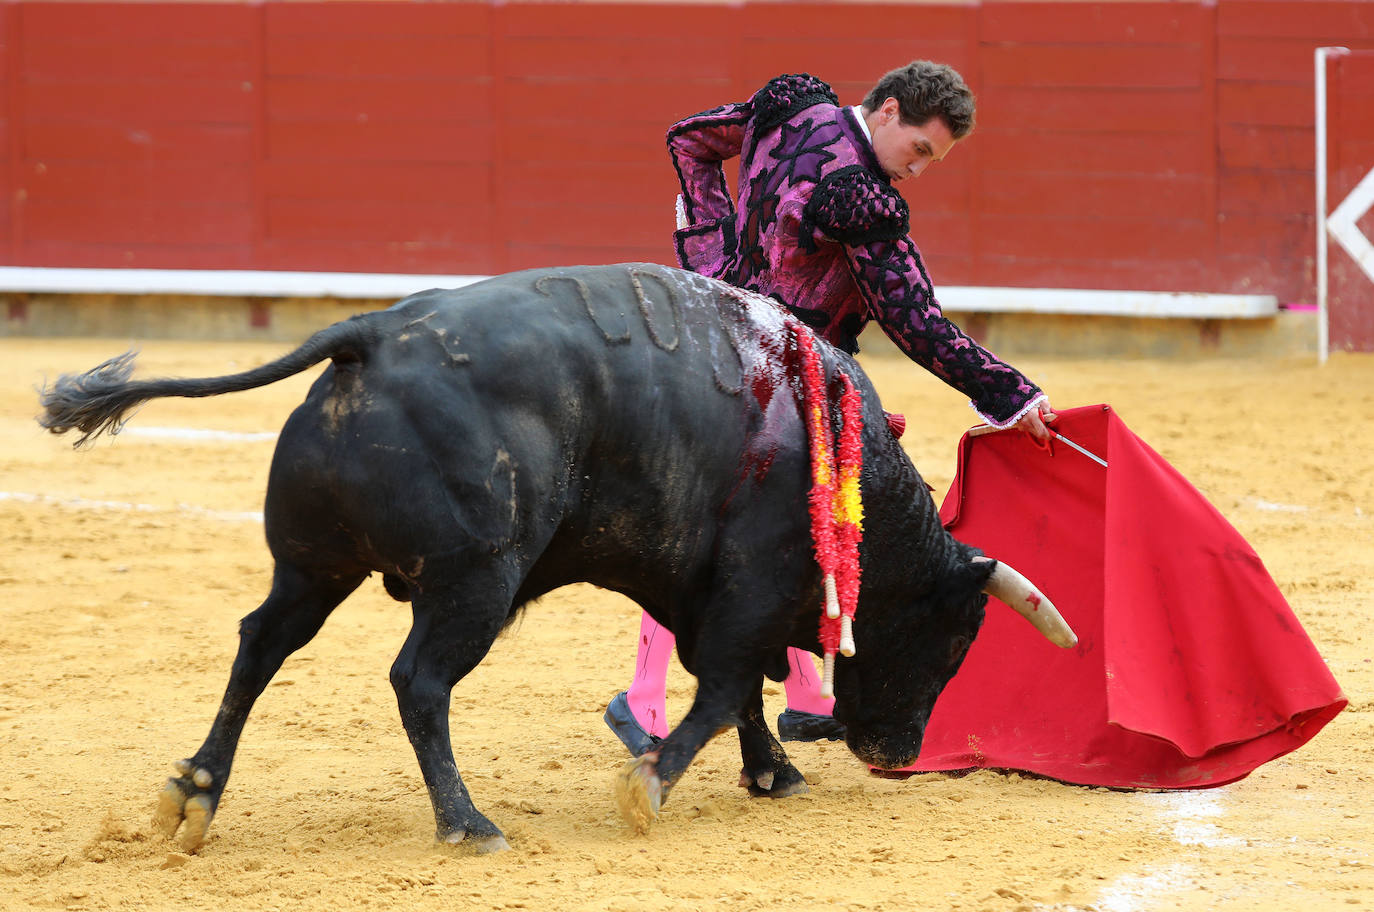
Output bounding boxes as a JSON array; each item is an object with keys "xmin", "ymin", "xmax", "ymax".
[{"xmin": 1015, "ymin": 402, "xmax": 1057, "ymax": 442}]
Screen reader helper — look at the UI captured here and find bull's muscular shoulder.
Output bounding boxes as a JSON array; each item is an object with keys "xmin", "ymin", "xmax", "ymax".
[
  {"xmin": 750, "ymin": 73, "xmax": 840, "ymax": 136},
  {"xmin": 803, "ymin": 164, "xmax": 911, "ymax": 245}
]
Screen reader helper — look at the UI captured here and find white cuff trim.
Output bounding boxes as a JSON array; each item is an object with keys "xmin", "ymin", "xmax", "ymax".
[{"xmin": 971, "ymin": 393, "xmax": 1049, "ymax": 429}]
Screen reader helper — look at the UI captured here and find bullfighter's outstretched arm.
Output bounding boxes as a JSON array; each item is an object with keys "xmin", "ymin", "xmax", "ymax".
[
  {"xmin": 802, "ymin": 165, "xmax": 1046, "ymax": 427},
  {"xmin": 851, "ymin": 233, "xmax": 1046, "ymax": 427}
]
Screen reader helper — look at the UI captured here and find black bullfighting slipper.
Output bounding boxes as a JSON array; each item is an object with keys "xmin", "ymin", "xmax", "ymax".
[
  {"xmin": 603, "ymin": 691, "xmax": 663, "ymax": 757},
  {"xmin": 777, "ymin": 708, "xmax": 847, "ymax": 743}
]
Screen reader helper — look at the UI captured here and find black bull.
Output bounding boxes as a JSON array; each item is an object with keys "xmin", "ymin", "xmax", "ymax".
[{"xmin": 39, "ymin": 263, "xmax": 1074, "ymax": 853}]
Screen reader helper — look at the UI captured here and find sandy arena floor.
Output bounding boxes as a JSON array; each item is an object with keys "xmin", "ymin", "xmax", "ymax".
[{"xmin": 1, "ymin": 334, "xmax": 1371, "ymax": 911}]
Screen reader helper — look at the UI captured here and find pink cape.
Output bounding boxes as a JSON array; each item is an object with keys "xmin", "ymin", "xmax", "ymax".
[{"xmin": 904, "ymin": 404, "xmax": 1346, "ymax": 788}]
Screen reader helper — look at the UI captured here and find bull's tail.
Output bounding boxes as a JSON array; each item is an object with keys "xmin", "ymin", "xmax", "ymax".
[{"xmin": 39, "ymin": 317, "xmax": 378, "ymax": 447}]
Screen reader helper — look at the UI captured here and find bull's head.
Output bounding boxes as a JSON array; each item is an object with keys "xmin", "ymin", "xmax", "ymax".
[{"xmin": 832, "ymin": 552, "xmax": 1076, "ymax": 770}]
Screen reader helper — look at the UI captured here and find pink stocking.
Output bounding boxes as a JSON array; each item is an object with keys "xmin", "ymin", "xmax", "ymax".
[
  {"xmin": 625, "ymin": 612, "xmax": 674, "ymax": 738},
  {"xmin": 782, "ymin": 647, "xmax": 835, "ymax": 716}
]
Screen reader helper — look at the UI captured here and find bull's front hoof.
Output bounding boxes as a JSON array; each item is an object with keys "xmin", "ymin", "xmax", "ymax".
[
  {"xmin": 153, "ymin": 770, "xmax": 217, "ymax": 854},
  {"xmin": 439, "ymin": 829, "xmax": 511, "ymax": 854},
  {"xmin": 614, "ymin": 753, "xmax": 662, "ymax": 835},
  {"xmin": 738, "ymin": 764, "xmax": 809, "ymax": 799}
]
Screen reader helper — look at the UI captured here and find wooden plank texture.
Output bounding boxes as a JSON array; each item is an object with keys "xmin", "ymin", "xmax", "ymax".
[
  {"xmin": 265, "ymin": 36, "xmax": 492, "ymax": 79},
  {"xmin": 268, "ymin": 1, "xmax": 491, "ymax": 37},
  {"xmin": 981, "ymin": 2, "xmax": 1207, "ymax": 44},
  {"xmin": 1218, "ymin": 124, "xmax": 1314, "ymax": 170},
  {"xmin": 503, "ymin": 37, "xmax": 731, "ymax": 82},
  {"xmin": 977, "ymin": 86, "xmax": 1208, "ymax": 133},
  {"xmin": 1218, "ymin": 35, "xmax": 1353, "ymax": 82},
  {"xmin": 982, "ymin": 44, "xmax": 1205, "ymax": 88},
  {"xmin": 260, "ymin": 162, "xmax": 484, "ymax": 205},
  {"xmin": 266, "ymin": 122, "xmax": 495, "ymax": 164},
  {"xmin": 18, "ymin": 241, "xmax": 257, "ymax": 269},
  {"xmin": 974, "ymin": 256, "xmax": 1219, "ymax": 293},
  {"xmin": 739, "ymin": 3, "xmax": 972, "ymax": 41},
  {"xmin": 26, "ymin": 162, "xmax": 254, "ymax": 204},
  {"xmin": 24, "ymin": 199, "xmax": 253, "ymax": 246},
  {"xmin": 1217, "ymin": 82, "xmax": 1314, "ymax": 127},
  {"xmin": 24, "ymin": 123, "xmax": 254, "ymax": 162},
  {"xmin": 1219, "ymin": 1, "xmax": 1374, "ymax": 38},
  {"xmin": 506, "ymin": 242, "xmax": 671, "ymax": 272},
  {"xmin": 505, "ymin": 80, "xmax": 731, "ymax": 127},
  {"xmin": 266, "ymin": 80, "xmax": 486, "ymax": 123},
  {"xmin": 735, "ymin": 40, "xmax": 974, "ymax": 90},
  {"xmin": 979, "ymin": 130, "xmax": 1210, "ymax": 176},
  {"xmin": 0, "ymin": 0, "xmax": 1354, "ymax": 297},
  {"xmin": 980, "ymin": 172, "xmax": 1212, "ymax": 221},
  {"xmin": 501, "ymin": 2, "xmax": 731, "ymax": 39},
  {"xmin": 266, "ymin": 200, "xmax": 491, "ymax": 245},
  {"xmin": 979, "ymin": 214, "xmax": 1211, "ymax": 261},
  {"xmin": 1218, "ymin": 170, "xmax": 1314, "ymax": 215},
  {"xmin": 500, "ymin": 202, "xmax": 668, "ymax": 249},
  {"xmin": 23, "ymin": 81, "xmax": 255, "ymax": 125},
  {"xmin": 259, "ymin": 239, "xmax": 496, "ymax": 275}
]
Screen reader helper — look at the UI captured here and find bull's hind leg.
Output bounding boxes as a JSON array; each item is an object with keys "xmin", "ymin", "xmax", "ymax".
[
  {"xmin": 389, "ymin": 574, "xmax": 515, "ymax": 853},
  {"xmin": 154, "ymin": 562, "xmax": 364, "ymax": 852}
]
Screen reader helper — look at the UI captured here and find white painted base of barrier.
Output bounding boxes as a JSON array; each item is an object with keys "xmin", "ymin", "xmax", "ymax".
[
  {"xmin": 935, "ymin": 286, "xmax": 1276, "ymax": 319},
  {"xmin": 0, "ymin": 265, "xmax": 1279, "ymax": 319},
  {"xmin": 0, "ymin": 266, "xmax": 487, "ymax": 300}
]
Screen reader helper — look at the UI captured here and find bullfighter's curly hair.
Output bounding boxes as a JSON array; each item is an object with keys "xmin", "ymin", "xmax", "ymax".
[{"xmin": 862, "ymin": 60, "xmax": 976, "ymax": 139}]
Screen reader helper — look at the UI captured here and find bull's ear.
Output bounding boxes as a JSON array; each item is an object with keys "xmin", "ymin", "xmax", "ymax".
[
  {"xmin": 973, "ymin": 557, "xmax": 1078, "ymax": 648},
  {"xmin": 964, "ymin": 550, "xmax": 997, "ymax": 589}
]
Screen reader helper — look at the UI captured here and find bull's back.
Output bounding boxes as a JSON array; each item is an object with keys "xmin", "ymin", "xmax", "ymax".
[
  {"xmin": 267, "ymin": 264, "xmax": 806, "ymax": 590},
  {"xmin": 373, "ymin": 264, "xmax": 765, "ymax": 458}
]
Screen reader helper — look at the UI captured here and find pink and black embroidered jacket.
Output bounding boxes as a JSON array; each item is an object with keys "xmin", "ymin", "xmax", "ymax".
[{"xmin": 668, "ymin": 73, "xmax": 1046, "ymax": 427}]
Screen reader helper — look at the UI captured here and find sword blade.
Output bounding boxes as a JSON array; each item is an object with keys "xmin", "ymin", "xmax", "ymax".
[
  {"xmin": 1050, "ymin": 430, "xmax": 1108, "ymax": 468},
  {"xmin": 965, "ymin": 424, "xmax": 1108, "ymax": 468}
]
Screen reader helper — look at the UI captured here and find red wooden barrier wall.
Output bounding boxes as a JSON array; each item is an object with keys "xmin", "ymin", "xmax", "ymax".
[
  {"xmin": 0, "ymin": 0, "xmax": 1372, "ymax": 302},
  {"xmin": 1218, "ymin": 1, "xmax": 1374, "ymax": 301}
]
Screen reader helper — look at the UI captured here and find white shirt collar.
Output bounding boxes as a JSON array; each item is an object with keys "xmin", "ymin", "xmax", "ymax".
[{"xmin": 851, "ymin": 105, "xmax": 873, "ymax": 142}]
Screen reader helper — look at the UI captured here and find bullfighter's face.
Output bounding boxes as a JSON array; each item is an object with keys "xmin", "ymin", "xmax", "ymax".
[
  {"xmin": 830, "ymin": 571, "xmax": 988, "ymax": 769},
  {"xmin": 866, "ymin": 97, "xmax": 957, "ymax": 184}
]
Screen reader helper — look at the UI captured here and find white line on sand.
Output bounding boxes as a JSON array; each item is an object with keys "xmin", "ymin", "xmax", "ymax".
[
  {"xmin": 1093, "ymin": 790, "xmax": 1237, "ymax": 910},
  {"xmin": 0, "ymin": 491, "xmax": 262, "ymax": 523},
  {"xmin": 1244, "ymin": 497, "xmax": 1310, "ymax": 513},
  {"xmin": 1097, "ymin": 863, "xmax": 1202, "ymax": 912},
  {"xmin": 1143, "ymin": 789, "xmax": 1246, "ymax": 848},
  {"xmin": 11, "ymin": 426, "xmax": 271, "ymax": 520},
  {"xmin": 122, "ymin": 426, "xmax": 278, "ymax": 443}
]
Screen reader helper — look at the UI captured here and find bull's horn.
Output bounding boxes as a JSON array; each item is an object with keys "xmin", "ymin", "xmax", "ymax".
[{"xmin": 975, "ymin": 558, "xmax": 1078, "ymax": 648}]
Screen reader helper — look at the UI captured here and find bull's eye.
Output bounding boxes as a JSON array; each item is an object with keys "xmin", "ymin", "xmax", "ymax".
[{"xmin": 947, "ymin": 635, "xmax": 971, "ymax": 668}]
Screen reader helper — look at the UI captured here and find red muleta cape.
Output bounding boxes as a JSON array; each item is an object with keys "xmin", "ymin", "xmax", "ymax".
[{"xmin": 908, "ymin": 404, "xmax": 1346, "ymax": 788}]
